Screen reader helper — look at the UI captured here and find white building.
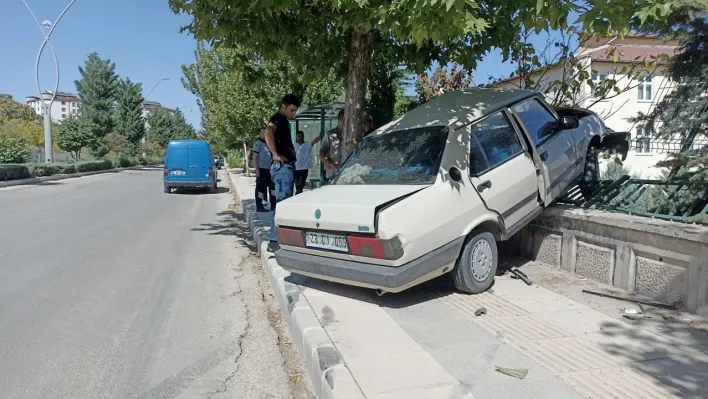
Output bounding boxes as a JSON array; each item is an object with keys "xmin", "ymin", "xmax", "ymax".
[
  {"xmin": 25, "ymin": 91, "xmax": 81, "ymax": 122},
  {"xmin": 494, "ymin": 35, "xmax": 687, "ymax": 178}
]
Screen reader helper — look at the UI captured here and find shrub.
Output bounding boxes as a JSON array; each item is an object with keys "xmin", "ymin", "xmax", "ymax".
[
  {"xmin": 106, "ymin": 154, "xmax": 138, "ymax": 168},
  {"xmin": 74, "ymin": 159, "xmax": 114, "ymax": 173},
  {"xmin": 28, "ymin": 163, "xmax": 67, "ymax": 177},
  {"xmin": 0, "ymin": 134, "xmax": 31, "ymax": 164},
  {"xmin": 0, "ymin": 164, "xmax": 31, "ymax": 181},
  {"xmin": 227, "ymin": 153, "xmax": 244, "ymax": 169}
]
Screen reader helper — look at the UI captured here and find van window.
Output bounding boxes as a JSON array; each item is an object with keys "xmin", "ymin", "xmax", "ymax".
[
  {"xmin": 332, "ymin": 126, "xmax": 446, "ymax": 185},
  {"xmin": 469, "ymin": 111, "xmax": 523, "ymax": 175},
  {"xmin": 512, "ymin": 98, "xmax": 559, "ymax": 144}
]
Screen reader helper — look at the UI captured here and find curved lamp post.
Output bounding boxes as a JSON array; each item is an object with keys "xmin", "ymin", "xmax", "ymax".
[
  {"xmin": 141, "ymin": 77, "xmax": 170, "ymax": 157},
  {"xmin": 22, "ymin": 0, "xmax": 77, "ymax": 163}
]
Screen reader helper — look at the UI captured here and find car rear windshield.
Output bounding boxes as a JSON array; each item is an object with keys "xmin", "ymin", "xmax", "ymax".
[{"xmin": 331, "ymin": 126, "xmax": 446, "ymax": 185}]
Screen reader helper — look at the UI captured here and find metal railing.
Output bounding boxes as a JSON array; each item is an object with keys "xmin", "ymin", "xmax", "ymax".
[{"xmin": 558, "ymin": 175, "xmax": 708, "ymax": 222}]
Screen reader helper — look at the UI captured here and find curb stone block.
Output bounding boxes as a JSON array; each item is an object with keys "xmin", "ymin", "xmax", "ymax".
[
  {"xmin": 0, "ymin": 165, "xmax": 161, "ymax": 188},
  {"xmin": 228, "ymin": 171, "xmax": 365, "ymax": 399}
]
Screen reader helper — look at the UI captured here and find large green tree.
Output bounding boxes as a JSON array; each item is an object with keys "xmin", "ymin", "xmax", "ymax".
[
  {"xmin": 181, "ymin": 42, "xmax": 343, "ymax": 152},
  {"xmin": 114, "ymin": 77, "xmax": 145, "ymax": 150},
  {"xmin": 170, "ymin": 0, "xmax": 680, "ymax": 158},
  {"xmin": 146, "ymin": 107, "xmax": 196, "ymax": 147},
  {"xmin": 57, "ymin": 117, "xmax": 93, "ymax": 160},
  {"xmin": 74, "ymin": 52, "xmax": 119, "ymax": 155}
]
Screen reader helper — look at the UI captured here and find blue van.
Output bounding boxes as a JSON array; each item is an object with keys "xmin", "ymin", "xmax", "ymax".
[{"xmin": 163, "ymin": 140, "xmax": 217, "ymax": 193}]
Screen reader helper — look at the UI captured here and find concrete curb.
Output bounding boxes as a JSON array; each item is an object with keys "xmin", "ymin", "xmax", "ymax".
[
  {"xmin": 0, "ymin": 165, "xmax": 163, "ymax": 188},
  {"xmin": 227, "ymin": 171, "xmax": 365, "ymax": 399}
]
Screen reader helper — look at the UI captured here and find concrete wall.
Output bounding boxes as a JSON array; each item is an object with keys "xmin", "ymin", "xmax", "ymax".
[{"xmin": 510, "ymin": 205, "xmax": 708, "ymax": 316}]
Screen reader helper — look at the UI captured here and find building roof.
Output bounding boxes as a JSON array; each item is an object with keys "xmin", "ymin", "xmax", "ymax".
[
  {"xmin": 377, "ymin": 88, "xmax": 536, "ymax": 134},
  {"xmin": 588, "ymin": 45, "xmax": 678, "ymax": 63}
]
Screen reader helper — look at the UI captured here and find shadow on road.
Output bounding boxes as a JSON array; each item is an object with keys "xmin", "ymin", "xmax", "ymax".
[
  {"xmin": 190, "ymin": 207, "xmax": 258, "ymax": 253},
  {"xmin": 174, "ymin": 187, "xmax": 231, "ymax": 195}
]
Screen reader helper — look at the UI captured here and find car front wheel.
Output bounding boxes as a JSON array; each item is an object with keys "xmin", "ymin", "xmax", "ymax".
[{"xmin": 452, "ymin": 230, "xmax": 498, "ymax": 294}]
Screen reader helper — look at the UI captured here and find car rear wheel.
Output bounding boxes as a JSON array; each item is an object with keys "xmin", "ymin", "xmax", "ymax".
[
  {"xmin": 452, "ymin": 230, "xmax": 498, "ymax": 294},
  {"xmin": 164, "ymin": 184, "xmax": 170, "ymax": 194},
  {"xmin": 208, "ymin": 182, "xmax": 216, "ymax": 193},
  {"xmin": 581, "ymin": 145, "xmax": 601, "ymax": 198}
]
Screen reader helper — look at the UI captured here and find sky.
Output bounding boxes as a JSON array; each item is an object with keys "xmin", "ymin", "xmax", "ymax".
[
  {"xmin": 1, "ymin": 1, "xmax": 568, "ymax": 131},
  {"xmin": 1, "ymin": 0, "xmax": 202, "ymax": 128}
]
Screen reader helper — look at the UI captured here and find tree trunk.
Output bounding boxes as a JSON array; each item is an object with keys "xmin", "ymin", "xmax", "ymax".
[
  {"xmin": 243, "ymin": 141, "xmax": 250, "ymax": 177},
  {"xmin": 341, "ymin": 28, "xmax": 375, "ymax": 160}
]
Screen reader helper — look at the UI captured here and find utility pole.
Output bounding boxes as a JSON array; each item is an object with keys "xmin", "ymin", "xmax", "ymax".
[
  {"xmin": 141, "ymin": 77, "xmax": 170, "ymax": 158},
  {"xmin": 22, "ymin": 0, "xmax": 77, "ymax": 163}
]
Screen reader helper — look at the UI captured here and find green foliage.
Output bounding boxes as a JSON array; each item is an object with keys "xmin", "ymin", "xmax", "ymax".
[
  {"xmin": 227, "ymin": 152, "xmax": 244, "ymax": 169},
  {"xmin": 57, "ymin": 117, "xmax": 93, "ymax": 160},
  {"xmin": 181, "ymin": 42, "xmax": 343, "ymax": 152},
  {"xmin": 0, "ymin": 94, "xmax": 38, "ymax": 122},
  {"xmin": 417, "ymin": 63, "xmax": 474, "ymax": 104},
  {"xmin": 0, "ymin": 133, "xmax": 30, "ymax": 163},
  {"xmin": 0, "ymin": 164, "xmax": 31, "ymax": 181},
  {"xmin": 366, "ymin": 54, "xmax": 402, "ymax": 128},
  {"xmin": 146, "ymin": 107, "xmax": 195, "ymax": 147},
  {"xmin": 74, "ymin": 52, "xmax": 119, "ymax": 154},
  {"xmin": 114, "ymin": 77, "xmax": 146, "ymax": 145}
]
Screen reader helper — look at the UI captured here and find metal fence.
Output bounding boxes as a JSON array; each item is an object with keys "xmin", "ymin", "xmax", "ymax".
[{"xmin": 558, "ymin": 175, "xmax": 708, "ymax": 222}]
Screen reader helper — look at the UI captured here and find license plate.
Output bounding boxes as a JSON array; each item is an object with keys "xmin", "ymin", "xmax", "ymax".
[
  {"xmin": 305, "ymin": 232, "xmax": 348, "ymax": 252},
  {"xmin": 170, "ymin": 170, "xmax": 186, "ymax": 176}
]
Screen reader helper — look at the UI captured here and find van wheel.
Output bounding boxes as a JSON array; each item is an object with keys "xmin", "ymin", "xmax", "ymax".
[
  {"xmin": 452, "ymin": 230, "xmax": 498, "ymax": 294},
  {"xmin": 164, "ymin": 184, "xmax": 170, "ymax": 194},
  {"xmin": 208, "ymin": 183, "xmax": 216, "ymax": 193}
]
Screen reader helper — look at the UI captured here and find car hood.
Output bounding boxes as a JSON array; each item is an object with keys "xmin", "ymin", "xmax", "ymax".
[{"xmin": 275, "ymin": 184, "xmax": 427, "ymax": 233}]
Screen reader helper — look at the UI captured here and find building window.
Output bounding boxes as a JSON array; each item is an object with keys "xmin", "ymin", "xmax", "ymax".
[
  {"xmin": 635, "ymin": 127, "xmax": 652, "ymax": 153},
  {"xmin": 62, "ymin": 107, "xmax": 66, "ymax": 112},
  {"xmin": 61, "ymin": 101, "xmax": 66, "ymax": 105},
  {"xmin": 591, "ymin": 73, "xmax": 607, "ymax": 97},
  {"xmin": 638, "ymin": 76, "xmax": 653, "ymax": 101},
  {"xmin": 61, "ymin": 113, "xmax": 67, "ymax": 119}
]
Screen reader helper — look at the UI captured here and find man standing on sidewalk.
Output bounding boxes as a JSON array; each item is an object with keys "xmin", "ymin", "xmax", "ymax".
[
  {"xmin": 294, "ymin": 130, "xmax": 320, "ymax": 195},
  {"xmin": 264, "ymin": 94, "xmax": 300, "ymax": 252},
  {"xmin": 319, "ymin": 109, "xmax": 344, "ymax": 183},
  {"xmin": 252, "ymin": 128, "xmax": 275, "ymax": 212}
]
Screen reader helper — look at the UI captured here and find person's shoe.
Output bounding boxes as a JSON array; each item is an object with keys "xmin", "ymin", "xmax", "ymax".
[{"xmin": 267, "ymin": 241, "xmax": 280, "ymax": 253}]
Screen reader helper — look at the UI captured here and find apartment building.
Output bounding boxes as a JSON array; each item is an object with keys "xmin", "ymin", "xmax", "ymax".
[
  {"xmin": 25, "ymin": 91, "xmax": 81, "ymax": 122},
  {"xmin": 494, "ymin": 35, "xmax": 686, "ymax": 178}
]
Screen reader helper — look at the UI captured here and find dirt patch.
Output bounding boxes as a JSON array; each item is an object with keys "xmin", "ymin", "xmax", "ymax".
[{"xmin": 230, "ymin": 199, "xmax": 314, "ymax": 399}]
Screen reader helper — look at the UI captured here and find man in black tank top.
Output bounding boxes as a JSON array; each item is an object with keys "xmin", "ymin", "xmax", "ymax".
[{"xmin": 264, "ymin": 94, "xmax": 300, "ymax": 252}]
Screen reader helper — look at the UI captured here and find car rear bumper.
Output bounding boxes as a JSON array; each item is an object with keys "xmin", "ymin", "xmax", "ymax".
[
  {"xmin": 274, "ymin": 237, "xmax": 465, "ymax": 293},
  {"xmin": 164, "ymin": 180, "xmax": 213, "ymax": 188}
]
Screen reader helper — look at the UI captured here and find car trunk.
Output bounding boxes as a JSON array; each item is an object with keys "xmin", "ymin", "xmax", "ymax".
[{"xmin": 276, "ymin": 184, "xmax": 427, "ymax": 234}]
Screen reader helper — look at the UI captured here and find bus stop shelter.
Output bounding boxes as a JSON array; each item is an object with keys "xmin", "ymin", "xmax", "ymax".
[{"xmin": 290, "ymin": 102, "xmax": 344, "ymax": 187}]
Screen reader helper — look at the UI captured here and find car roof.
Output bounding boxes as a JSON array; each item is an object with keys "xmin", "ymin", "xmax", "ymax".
[{"xmin": 376, "ymin": 87, "xmax": 536, "ymax": 134}]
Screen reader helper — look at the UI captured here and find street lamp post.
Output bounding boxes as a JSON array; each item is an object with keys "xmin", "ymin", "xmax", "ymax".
[
  {"xmin": 142, "ymin": 77, "xmax": 170, "ymax": 158},
  {"xmin": 22, "ymin": 0, "xmax": 77, "ymax": 163}
]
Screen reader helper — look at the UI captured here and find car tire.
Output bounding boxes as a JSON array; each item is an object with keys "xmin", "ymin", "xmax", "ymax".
[
  {"xmin": 580, "ymin": 145, "xmax": 601, "ymax": 198},
  {"xmin": 452, "ymin": 230, "xmax": 498, "ymax": 294},
  {"xmin": 208, "ymin": 182, "xmax": 216, "ymax": 193},
  {"xmin": 164, "ymin": 184, "xmax": 170, "ymax": 194}
]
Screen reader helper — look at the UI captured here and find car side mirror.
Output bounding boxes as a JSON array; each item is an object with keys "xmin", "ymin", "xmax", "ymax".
[
  {"xmin": 559, "ymin": 116, "xmax": 579, "ymax": 130},
  {"xmin": 449, "ymin": 167, "xmax": 462, "ymax": 182}
]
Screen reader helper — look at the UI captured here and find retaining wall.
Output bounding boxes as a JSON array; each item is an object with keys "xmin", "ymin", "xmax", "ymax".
[{"xmin": 510, "ymin": 205, "xmax": 708, "ymax": 316}]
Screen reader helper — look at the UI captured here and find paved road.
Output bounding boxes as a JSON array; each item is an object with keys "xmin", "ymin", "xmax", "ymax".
[{"xmin": 0, "ymin": 170, "xmax": 297, "ymax": 399}]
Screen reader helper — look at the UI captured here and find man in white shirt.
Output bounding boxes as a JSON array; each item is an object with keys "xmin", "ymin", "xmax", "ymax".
[{"xmin": 294, "ymin": 130, "xmax": 320, "ymax": 194}]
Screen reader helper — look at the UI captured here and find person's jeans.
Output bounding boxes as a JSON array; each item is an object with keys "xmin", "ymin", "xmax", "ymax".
[
  {"xmin": 294, "ymin": 169, "xmax": 309, "ymax": 194},
  {"xmin": 269, "ymin": 162, "xmax": 294, "ymax": 242}
]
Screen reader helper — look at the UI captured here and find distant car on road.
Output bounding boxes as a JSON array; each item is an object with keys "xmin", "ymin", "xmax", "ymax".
[
  {"xmin": 272, "ymin": 88, "xmax": 629, "ymax": 296},
  {"xmin": 163, "ymin": 140, "xmax": 217, "ymax": 194}
]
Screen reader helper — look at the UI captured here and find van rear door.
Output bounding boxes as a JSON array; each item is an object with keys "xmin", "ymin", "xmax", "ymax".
[
  {"xmin": 166, "ymin": 145, "xmax": 191, "ymax": 182},
  {"xmin": 187, "ymin": 142, "xmax": 212, "ymax": 181}
]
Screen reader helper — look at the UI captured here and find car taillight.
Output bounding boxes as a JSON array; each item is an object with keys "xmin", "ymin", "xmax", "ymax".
[
  {"xmin": 347, "ymin": 235, "xmax": 403, "ymax": 260},
  {"xmin": 208, "ymin": 167, "xmax": 214, "ymax": 177},
  {"xmin": 277, "ymin": 227, "xmax": 305, "ymax": 247},
  {"xmin": 163, "ymin": 166, "xmax": 168, "ymax": 177}
]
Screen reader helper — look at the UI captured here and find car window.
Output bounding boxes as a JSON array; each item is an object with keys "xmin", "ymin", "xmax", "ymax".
[
  {"xmin": 469, "ymin": 111, "xmax": 524, "ymax": 175},
  {"xmin": 512, "ymin": 98, "xmax": 559, "ymax": 144},
  {"xmin": 331, "ymin": 126, "xmax": 446, "ymax": 185}
]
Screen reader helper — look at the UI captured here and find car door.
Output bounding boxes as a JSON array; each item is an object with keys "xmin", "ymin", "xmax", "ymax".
[
  {"xmin": 511, "ymin": 98, "xmax": 576, "ymax": 204},
  {"xmin": 467, "ymin": 110, "xmax": 540, "ymax": 230}
]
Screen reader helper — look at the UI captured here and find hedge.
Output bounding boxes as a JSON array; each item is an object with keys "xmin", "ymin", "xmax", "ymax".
[{"xmin": 0, "ymin": 156, "xmax": 163, "ymax": 182}]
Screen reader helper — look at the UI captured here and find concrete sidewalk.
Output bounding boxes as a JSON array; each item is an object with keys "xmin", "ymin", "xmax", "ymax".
[{"xmin": 229, "ymin": 173, "xmax": 708, "ymax": 399}]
